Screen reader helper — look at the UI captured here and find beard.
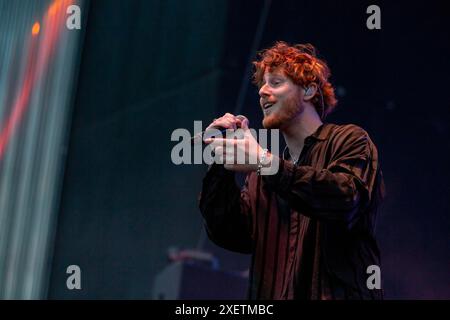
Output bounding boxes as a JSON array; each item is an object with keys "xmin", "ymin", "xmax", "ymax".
[{"xmin": 262, "ymin": 94, "xmax": 304, "ymax": 129}]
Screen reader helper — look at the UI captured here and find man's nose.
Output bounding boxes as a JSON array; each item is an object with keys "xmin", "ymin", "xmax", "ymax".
[{"xmin": 259, "ymin": 83, "xmax": 270, "ymax": 97}]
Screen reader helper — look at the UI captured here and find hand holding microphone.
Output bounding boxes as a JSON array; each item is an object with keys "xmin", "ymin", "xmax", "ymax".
[
  {"xmin": 202, "ymin": 114, "xmax": 273, "ymax": 174},
  {"xmin": 191, "ymin": 113, "xmax": 248, "ymax": 145},
  {"xmin": 206, "ymin": 113, "xmax": 248, "ymax": 132}
]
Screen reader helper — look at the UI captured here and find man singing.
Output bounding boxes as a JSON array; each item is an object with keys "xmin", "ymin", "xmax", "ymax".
[{"xmin": 199, "ymin": 42, "xmax": 385, "ymax": 299}]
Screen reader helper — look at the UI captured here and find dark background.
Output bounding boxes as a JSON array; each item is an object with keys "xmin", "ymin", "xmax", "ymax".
[{"xmin": 48, "ymin": 0, "xmax": 450, "ymax": 299}]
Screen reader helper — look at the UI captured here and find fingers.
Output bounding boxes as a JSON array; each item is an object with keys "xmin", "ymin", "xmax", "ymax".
[
  {"xmin": 204, "ymin": 137, "xmax": 233, "ymax": 145},
  {"xmin": 213, "ymin": 145, "xmax": 235, "ymax": 164},
  {"xmin": 209, "ymin": 140, "xmax": 236, "ymax": 165},
  {"xmin": 240, "ymin": 117, "xmax": 249, "ymax": 130},
  {"xmin": 208, "ymin": 138, "xmax": 248, "ymax": 165},
  {"xmin": 215, "ymin": 113, "xmax": 239, "ymax": 129},
  {"xmin": 206, "ymin": 113, "xmax": 243, "ymax": 131},
  {"xmin": 206, "ymin": 138, "xmax": 235, "ymax": 164}
]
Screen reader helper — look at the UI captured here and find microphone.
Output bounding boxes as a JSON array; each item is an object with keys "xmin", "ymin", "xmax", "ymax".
[{"xmin": 191, "ymin": 115, "xmax": 248, "ymax": 145}]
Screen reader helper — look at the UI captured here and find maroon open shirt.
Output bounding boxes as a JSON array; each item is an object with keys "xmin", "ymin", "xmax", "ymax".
[{"xmin": 199, "ymin": 123, "xmax": 385, "ymax": 299}]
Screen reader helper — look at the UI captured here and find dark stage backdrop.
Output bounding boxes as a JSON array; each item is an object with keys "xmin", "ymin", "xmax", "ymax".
[{"xmin": 48, "ymin": 0, "xmax": 450, "ymax": 299}]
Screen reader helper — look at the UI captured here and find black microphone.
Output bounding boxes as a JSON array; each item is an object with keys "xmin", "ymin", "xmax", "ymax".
[{"xmin": 191, "ymin": 115, "xmax": 248, "ymax": 145}]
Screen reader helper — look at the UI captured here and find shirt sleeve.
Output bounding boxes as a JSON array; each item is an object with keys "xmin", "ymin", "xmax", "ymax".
[
  {"xmin": 263, "ymin": 126, "xmax": 384, "ymax": 228},
  {"xmin": 198, "ymin": 164, "xmax": 253, "ymax": 254}
]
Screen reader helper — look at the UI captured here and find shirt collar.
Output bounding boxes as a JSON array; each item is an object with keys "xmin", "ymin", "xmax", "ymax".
[
  {"xmin": 309, "ymin": 123, "xmax": 334, "ymax": 141},
  {"xmin": 283, "ymin": 123, "xmax": 334, "ymax": 161}
]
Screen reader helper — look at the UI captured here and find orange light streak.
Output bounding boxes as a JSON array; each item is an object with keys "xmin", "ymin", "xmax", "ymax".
[{"xmin": 0, "ymin": 0, "xmax": 74, "ymax": 159}]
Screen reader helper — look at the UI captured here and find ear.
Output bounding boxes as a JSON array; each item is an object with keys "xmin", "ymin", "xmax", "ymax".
[{"xmin": 303, "ymin": 83, "xmax": 318, "ymax": 102}]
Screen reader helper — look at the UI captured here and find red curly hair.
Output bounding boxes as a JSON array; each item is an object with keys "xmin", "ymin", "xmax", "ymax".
[{"xmin": 253, "ymin": 41, "xmax": 338, "ymax": 119}]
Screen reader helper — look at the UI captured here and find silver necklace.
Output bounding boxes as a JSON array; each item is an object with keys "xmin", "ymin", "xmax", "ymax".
[{"xmin": 283, "ymin": 145, "xmax": 299, "ymax": 165}]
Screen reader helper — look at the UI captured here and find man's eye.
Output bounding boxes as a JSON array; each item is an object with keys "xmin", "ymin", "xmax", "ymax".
[{"xmin": 271, "ymin": 79, "xmax": 282, "ymax": 86}]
